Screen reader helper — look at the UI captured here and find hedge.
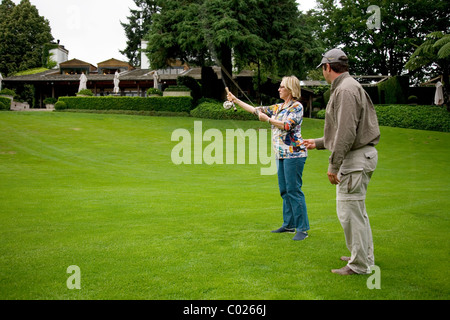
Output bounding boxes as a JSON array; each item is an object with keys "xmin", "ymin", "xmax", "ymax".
[
  {"xmin": 190, "ymin": 102, "xmax": 258, "ymax": 121},
  {"xmin": 316, "ymin": 104, "xmax": 449, "ymax": 132},
  {"xmin": 0, "ymin": 96, "xmax": 11, "ymax": 110},
  {"xmin": 375, "ymin": 105, "xmax": 450, "ymax": 132},
  {"xmin": 56, "ymin": 96, "xmax": 193, "ymax": 113}
]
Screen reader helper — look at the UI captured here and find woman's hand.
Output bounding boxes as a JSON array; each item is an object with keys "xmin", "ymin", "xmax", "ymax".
[{"xmin": 227, "ymin": 91, "xmax": 237, "ymax": 103}]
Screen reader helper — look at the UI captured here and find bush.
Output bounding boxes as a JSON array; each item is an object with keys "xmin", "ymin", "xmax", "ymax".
[
  {"xmin": 57, "ymin": 96, "xmax": 193, "ymax": 113},
  {"xmin": 147, "ymin": 88, "xmax": 162, "ymax": 96},
  {"xmin": 0, "ymin": 96, "xmax": 11, "ymax": 110},
  {"xmin": 43, "ymin": 97, "xmax": 57, "ymax": 105},
  {"xmin": 316, "ymin": 109, "xmax": 326, "ymax": 119},
  {"xmin": 0, "ymin": 88, "xmax": 16, "ymax": 97},
  {"xmin": 375, "ymin": 105, "xmax": 450, "ymax": 132},
  {"xmin": 164, "ymin": 85, "xmax": 190, "ymax": 92},
  {"xmin": 76, "ymin": 89, "xmax": 94, "ymax": 96},
  {"xmin": 191, "ymin": 101, "xmax": 257, "ymax": 121},
  {"xmin": 54, "ymin": 100, "xmax": 67, "ymax": 110}
]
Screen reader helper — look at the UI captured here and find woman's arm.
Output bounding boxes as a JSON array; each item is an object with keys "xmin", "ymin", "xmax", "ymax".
[{"xmin": 226, "ymin": 89, "xmax": 285, "ymax": 128}]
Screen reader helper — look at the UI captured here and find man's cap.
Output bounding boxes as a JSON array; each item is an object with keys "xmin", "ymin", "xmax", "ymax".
[{"xmin": 316, "ymin": 48, "xmax": 348, "ymax": 68}]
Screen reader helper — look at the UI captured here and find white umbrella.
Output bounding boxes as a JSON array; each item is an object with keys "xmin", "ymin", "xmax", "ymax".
[
  {"xmin": 435, "ymin": 81, "xmax": 444, "ymax": 105},
  {"xmin": 0, "ymin": 73, "xmax": 3, "ymax": 91}
]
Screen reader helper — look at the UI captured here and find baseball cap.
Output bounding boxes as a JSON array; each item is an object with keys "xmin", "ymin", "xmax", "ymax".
[{"xmin": 316, "ymin": 48, "xmax": 348, "ymax": 68}]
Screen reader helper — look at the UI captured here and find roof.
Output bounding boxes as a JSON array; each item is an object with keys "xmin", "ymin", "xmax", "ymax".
[
  {"xmin": 97, "ymin": 58, "xmax": 135, "ymax": 70},
  {"xmin": 60, "ymin": 58, "xmax": 96, "ymax": 69}
]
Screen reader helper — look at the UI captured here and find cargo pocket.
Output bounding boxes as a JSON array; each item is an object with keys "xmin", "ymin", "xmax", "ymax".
[
  {"xmin": 364, "ymin": 149, "xmax": 378, "ymax": 172},
  {"xmin": 338, "ymin": 168, "xmax": 364, "ymax": 194}
]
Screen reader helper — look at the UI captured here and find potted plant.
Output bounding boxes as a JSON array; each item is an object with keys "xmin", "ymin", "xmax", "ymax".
[
  {"xmin": 163, "ymin": 85, "xmax": 191, "ymax": 97},
  {"xmin": 43, "ymin": 97, "xmax": 57, "ymax": 109},
  {"xmin": 76, "ymin": 89, "xmax": 94, "ymax": 97},
  {"xmin": 0, "ymin": 88, "xmax": 16, "ymax": 100},
  {"xmin": 147, "ymin": 88, "xmax": 163, "ymax": 97}
]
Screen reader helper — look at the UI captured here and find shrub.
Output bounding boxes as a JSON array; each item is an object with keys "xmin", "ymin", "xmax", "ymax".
[
  {"xmin": 76, "ymin": 89, "xmax": 94, "ymax": 96},
  {"xmin": 316, "ymin": 109, "xmax": 326, "ymax": 119},
  {"xmin": 147, "ymin": 88, "xmax": 162, "ymax": 96},
  {"xmin": 375, "ymin": 105, "xmax": 450, "ymax": 132},
  {"xmin": 164, "ymin": 85, "xmax": 190, "ymax": 92},
  {"xmin": 43, "ymin": 97, "xmax": 57, "ymax": 105},
  {"xmin": 0, "ymin": 97, "xmax": 11, "ymax": 110},
  {"xmin": 54, "ymin": 100, "xmax": 67, "ymax": 110},
  {"xmin": 190, "ymin": 101, "xmax": 257, "ymax": 121},
  {"xmin": 57, "ymin": 96, "xmax": 193, "ymax": 113},
  {"xmin": 0, "ymin": 88, "xmax": 16, "ymax": 98}
]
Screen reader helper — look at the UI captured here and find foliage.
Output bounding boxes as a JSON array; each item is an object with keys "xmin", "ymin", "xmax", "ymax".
[
  {"xmin": 377, "ymin": 76, "xmax": 409, "ymax": 104},
  {"xmin": 76, "ymin": 89, "xmax": 94, "ymax": 96},
  {"xmin": 375, "ymin": 104, "xmax": 450, "ymax": 132},
  {"xmin": 10, "ymin": 67, "xmax": 48, "ymax": 76},
  {"xmin": 120, "ymin": 0, "xmax": 159, "ymax": 67},
  {"xmin": 164, "ymin": 85, "xmax": 190, "ymax": 92},
  {"xmin": 190, "ymin": 101, "xmax": 257, "ymax": 121},
  {"xmin": 57, "ymin": 96, "xmax": 194, "ymax": 113},
  {"xmin": 0, "ymin": 0, "xmax": 53, "ymax": 76},
  {"xmin": 54, "ymin": 100, "xmax": 66, "ymax": 110},
  {"xmin": 0, "ymin": 96, "xmax": 11, "ymax": 110},
  {"xmin": 312, "ymin": 0, "xmax": 450, "ymax": 77},
  {"xmin": 0, "ymin": 88, "xmax": 16, "ymax": 97},
  {"xmin": 43, "ymin": 97, "xmax": 57, "ymax": 105},
  {"xmin": 146, "ymin": 88, "xmax": 162, "ymax": 96},
  {"xmin": 144, "ymin": 0, "xmax": 322, "ymax": 90},
  {"xmin": 405, "ymin": 31, "xmax": 450, "ymax": 108},
  {"xmin": 177, "ymin": 75, "xmax": 201, "ymax": 102}
]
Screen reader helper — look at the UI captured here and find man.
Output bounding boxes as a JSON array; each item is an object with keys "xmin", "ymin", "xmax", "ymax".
[{"xmin": 303, "ymin": 48, "xmax": 380, "ymax": 275}]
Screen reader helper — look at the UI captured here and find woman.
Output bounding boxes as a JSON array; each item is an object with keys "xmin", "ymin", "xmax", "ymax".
[{"xmin": 227, "ymin": 76, "xmax": 309, "ymax": 241}]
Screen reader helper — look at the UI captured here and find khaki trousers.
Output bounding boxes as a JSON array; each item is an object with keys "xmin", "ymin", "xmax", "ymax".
[{"xmin": 336, "ymin": 146, "xmax": 378, "ymax": 274}]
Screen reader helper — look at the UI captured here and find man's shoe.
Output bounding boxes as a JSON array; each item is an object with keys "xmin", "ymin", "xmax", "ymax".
[
  {"xmin": 271, "ymin": 227, "xmax": 295, "ymax": 233},
  {"xmin": 340, "ymin": 256, "xmax": 351, "ymax": 261},
  {"xmin": 331, "ymin": 265, "xmax": 357, "ymax": 275},
  {"xmin": 293, "ymin": 231, "xmax": 308, "ymax": 241}
]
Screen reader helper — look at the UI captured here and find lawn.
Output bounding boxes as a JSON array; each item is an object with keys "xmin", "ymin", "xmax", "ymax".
[{"xmin": 0, "ymin": 111, "xmax": 449, "ymax": 300}]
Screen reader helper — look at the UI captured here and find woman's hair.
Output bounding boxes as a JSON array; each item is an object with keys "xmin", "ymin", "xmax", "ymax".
[{"xmin": 282, "ymin": 75, "xmax": 301, "ymax": 100}]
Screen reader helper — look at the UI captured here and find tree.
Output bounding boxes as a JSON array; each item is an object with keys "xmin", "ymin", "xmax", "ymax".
[
  {"xmin": 143, "ymin": 0, "xmax": 321, "ymax": 98},
  {"xmin": 120, "ymin": 0, "xmax": 159, "ymax": 67},
  {"xmin": 0, "ymin": 0, "xmax": 53, "ymax": 77},
  {"xmin": 313, "ymin": 0, "xmax": 450, "ymax": 77},
  {"xmin": 406, "ymin": 31, "xmax": 450, "ymax": 109}
]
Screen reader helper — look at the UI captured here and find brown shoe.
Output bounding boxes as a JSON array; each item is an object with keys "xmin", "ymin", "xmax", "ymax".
[
  {"xmin": 331, "ymin": 265, "xmax": 357, "ymax": 275},
  {"xmin": 340, "ymin": 256, "xmax": 351, "ymax": 261}
]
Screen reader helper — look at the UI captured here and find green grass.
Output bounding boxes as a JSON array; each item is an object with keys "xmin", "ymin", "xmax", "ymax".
[{"xmin": 0, "ymin": 111, "xmax": 449, "ymax": 300}]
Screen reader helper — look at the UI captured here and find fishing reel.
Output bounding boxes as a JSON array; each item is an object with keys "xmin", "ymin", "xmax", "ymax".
[{"xmin": 223, "ymin": 100, "xmax": 237, "ymax": 112}]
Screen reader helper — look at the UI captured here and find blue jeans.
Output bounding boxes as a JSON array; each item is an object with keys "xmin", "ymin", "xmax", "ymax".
[{"xmin": 277, "ymin": 157, "xmax": 309, "ymax": 232}]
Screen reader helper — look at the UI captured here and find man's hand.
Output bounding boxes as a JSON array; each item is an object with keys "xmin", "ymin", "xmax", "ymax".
[
  {"xmin": 303, "ymin": 139, "xmax": 316, "ymax": 150},
  {"xmin": 327, "ymin": 172, "xmax": 340, "ymax": 185}
]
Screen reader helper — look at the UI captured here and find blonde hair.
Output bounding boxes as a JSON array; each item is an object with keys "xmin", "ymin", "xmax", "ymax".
[{"xmin": 282, "ymin": 75, "xmax": 301, "ymax": 100}]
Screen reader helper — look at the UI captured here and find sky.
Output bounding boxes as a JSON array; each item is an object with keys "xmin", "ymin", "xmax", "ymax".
[{"xmin": 12, "ymin": 0, "xmax": 318, "ymax": 66}]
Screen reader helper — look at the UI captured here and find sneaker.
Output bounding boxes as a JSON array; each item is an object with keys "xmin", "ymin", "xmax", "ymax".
[
  {"xmin": 271, "ymin": 227, "xmax": 295, "ymax": 233},
  {"xmin": 292, "ymin": 231, "xmax": 308, "ymax": 241}
]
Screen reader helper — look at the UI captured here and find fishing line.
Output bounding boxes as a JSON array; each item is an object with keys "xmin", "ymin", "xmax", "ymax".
[{"xmin": 199, "ymin": 1, "xmax": 256, "ymax": 108}]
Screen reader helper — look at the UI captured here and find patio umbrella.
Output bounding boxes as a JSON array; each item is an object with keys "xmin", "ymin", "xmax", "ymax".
[
  {"xmin": 0, "ymin": 73, "xmax": 3, "ymax": 91},
  {"xmin": 435, "ymin": 81, "xmax": 444, "ymax": 105}
]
